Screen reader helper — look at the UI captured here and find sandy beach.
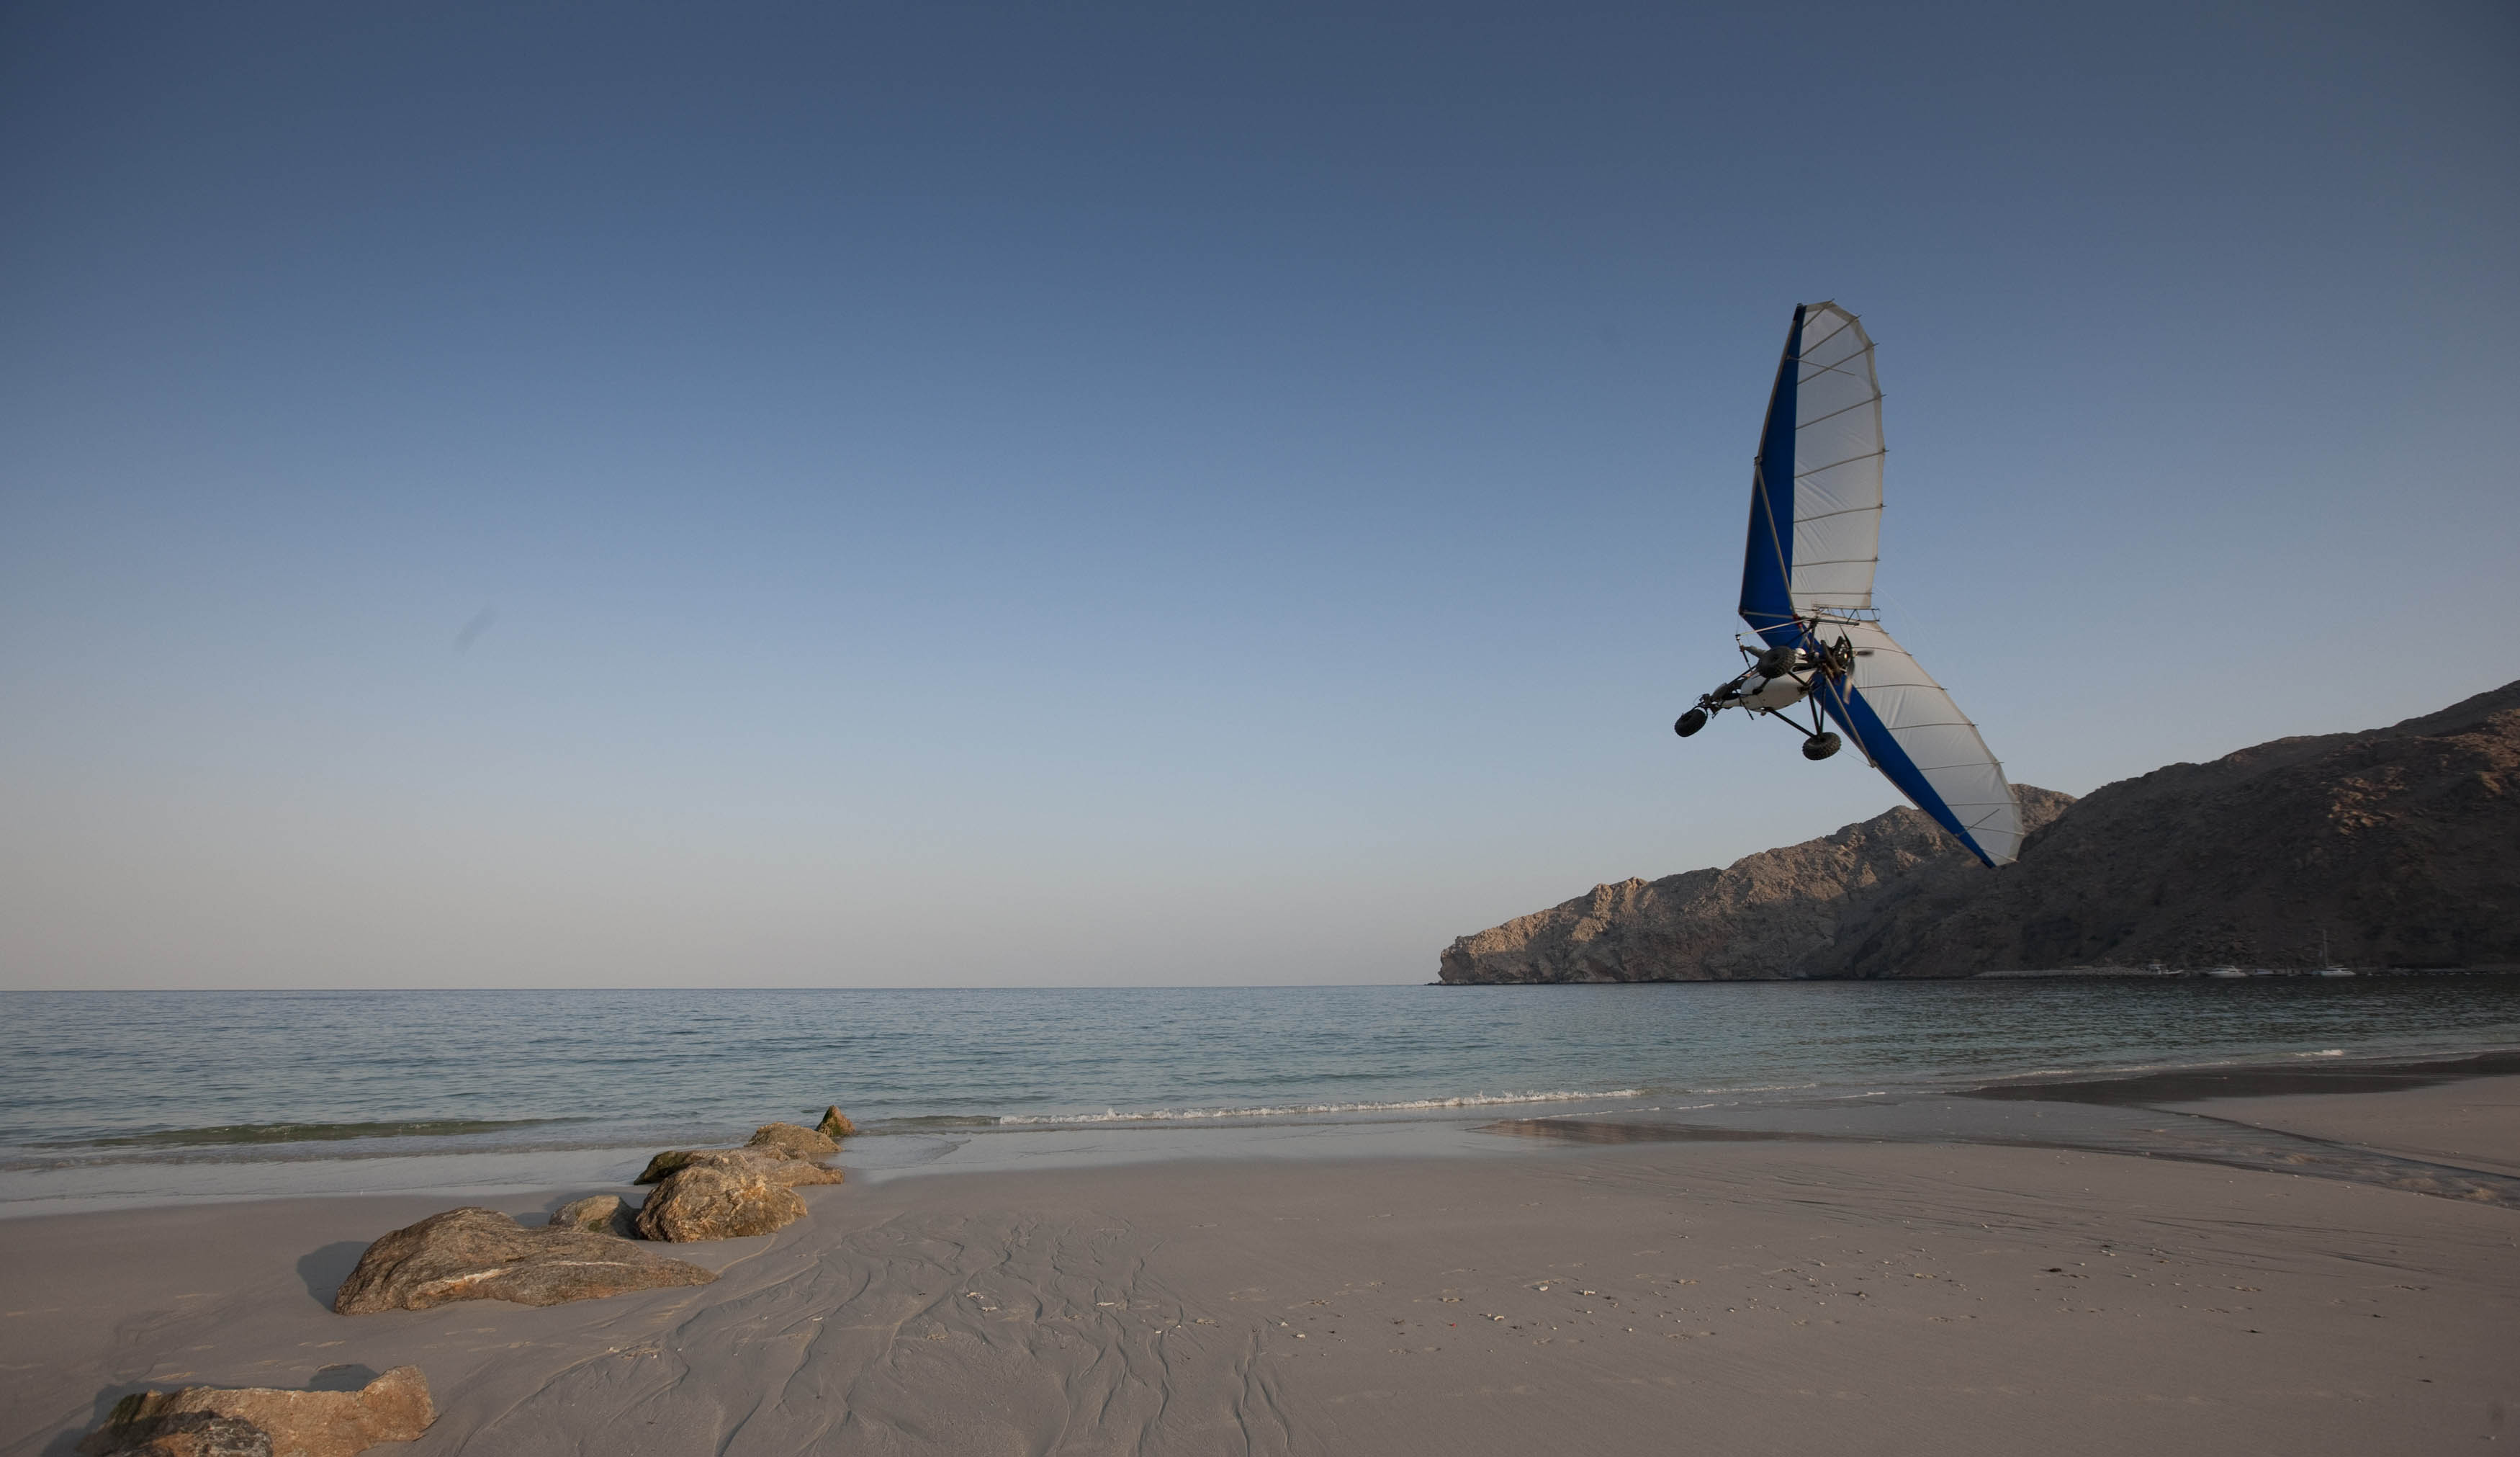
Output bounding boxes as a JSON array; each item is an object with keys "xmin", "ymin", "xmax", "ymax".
[{"xmin": 6, "ymin": 1074, "xmax": 2518, "ymax": 1455}]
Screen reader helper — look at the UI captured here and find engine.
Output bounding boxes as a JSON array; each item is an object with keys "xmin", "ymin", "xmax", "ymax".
[{"xmin": 1737, "ymin": 672, "xmax": 1814, "ymax": 712}]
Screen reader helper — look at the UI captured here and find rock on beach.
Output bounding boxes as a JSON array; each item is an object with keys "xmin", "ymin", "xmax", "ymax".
[
  {"xmin": 78, "ymin": 1366, "xmax": 432, "ymax": 1457},
  {"xmin": 548, "ymin": 1193, "xmax": 631, "ymax": 1234},
  {"xmin": 639, "ymin": 1122, "xmax": 845, "ymax": 1184},
  {"xmin": 624, "ymin": 1121, "xmax": 845, "ymax": 1241},
  {"xmin": 634, "ymin": 1149, "xmax": 700, "ymax": 1184},
  {"xmin": 746, "ymin": 1121, "xmax": 840, "ymax": 1158},
  {"xmin": 632, "ymin": 1150, "xmax": 812, "ymax": 1242},
  {"xmin": 331, "ymin": 1208, "xmax": 716, "ymax": 1313}
]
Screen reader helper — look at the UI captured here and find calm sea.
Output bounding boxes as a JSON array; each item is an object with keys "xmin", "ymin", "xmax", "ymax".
[{"xmin": 6, "ymin": 979, "xmax": 2519, "ymax": 1214}]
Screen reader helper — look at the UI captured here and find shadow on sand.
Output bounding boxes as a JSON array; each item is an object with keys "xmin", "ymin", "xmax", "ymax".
[{"xmin": 295, "ymin": 1240, "xmax": 369, "ymax": 1307}]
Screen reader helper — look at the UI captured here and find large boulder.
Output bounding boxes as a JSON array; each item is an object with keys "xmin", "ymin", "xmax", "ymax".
[
  {"xmin": 633, "ymin": 1151, "xmax": 812, "ymax": 1242},
  {"xmin": 636, "ymin": 1136, "xmax": 839, "ymax": 1184},
  {"xmin": 816, "ymin": 1105, "xmax": 858, "ymax": 1138},
  {"xmin": 747, "ymin": 1121, "xmax": 839, "ymax": 1157},
  {"xmin": 332, "ymin": 1208, "xmax": 716, "ymax": 1314},
  {"xmin": 79, "ymin": 1366, "xmax": 431, "ymax": 1457}
]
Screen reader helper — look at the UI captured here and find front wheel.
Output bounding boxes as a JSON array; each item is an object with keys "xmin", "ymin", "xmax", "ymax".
[
  {"xmin": 1802, "ymin": 732, "xmax": 1841, "ymax": 761},
  {"xmin": 1675, "ymin": 709, "xmax": 1708, "ymax": 738}
]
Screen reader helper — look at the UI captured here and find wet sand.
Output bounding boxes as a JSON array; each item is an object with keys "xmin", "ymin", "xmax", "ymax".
[
  {"xmin": 6, "ymin": 1080, "xmax": 2519, "ymax": 1455},
  {"xmin": 2160, "ymin": 1075, "xmax": 2520, "ymax": 1178}
]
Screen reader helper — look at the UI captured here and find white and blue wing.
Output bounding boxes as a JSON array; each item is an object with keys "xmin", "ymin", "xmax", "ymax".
[
  {"xmin": 1740, "ymin": 302, "xmax": 1883, "ymax": 636},
  {"xmin": 1737, "ymin": 301, "xmax": 2021, "ymax": 866}
]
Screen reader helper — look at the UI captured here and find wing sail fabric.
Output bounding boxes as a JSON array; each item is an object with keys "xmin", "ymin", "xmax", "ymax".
[
  {"xmin": 1738, "ymin": 300, "xmax": 1884, "ymax": 640},
  {"xmin": 1783, "ymin": 303, "xmax": 1884, "ymax": 617},
  {"xmin": 1813, "ymin": 620, "xmax": 2023, "ymax": 866}
]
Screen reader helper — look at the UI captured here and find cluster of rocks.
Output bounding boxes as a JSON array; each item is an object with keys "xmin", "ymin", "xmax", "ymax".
[
  {"xmin": 332, "ymin": 1106, "xmax": 857, "ymax": 1317},
  {"xmin": 627, "ymin": 1114, "xmax": 849, "ymax": 1242},
  {"xmin": 81, "ymin": 1109, "xmax": 860, "ymax": 1454},
  {"xmin": 78, "ymin": 1367, "xmax": 431, "ymax": 1457}
]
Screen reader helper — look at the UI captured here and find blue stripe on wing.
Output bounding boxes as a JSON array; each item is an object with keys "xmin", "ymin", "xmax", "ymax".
[
  {"xmin": 1814, "ymin": 676, "xmax": 1997, "ymax": 867},
  {"xmin": 1738, "ymin": 305, "xmax": 1804, "ymax": 637}
]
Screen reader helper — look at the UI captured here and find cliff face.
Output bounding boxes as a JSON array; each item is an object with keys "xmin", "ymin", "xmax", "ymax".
[
  {"xmin": 1834, "ymin": 681, "xmax": 2520, "ymax": 976},
  {"xmin": 1439, "ymin": 680, "xmax": 2520, "ymax": 982},
  {"xmin": 1439, "ymin": 788, "xmax": 2076, "ymax": 984}
]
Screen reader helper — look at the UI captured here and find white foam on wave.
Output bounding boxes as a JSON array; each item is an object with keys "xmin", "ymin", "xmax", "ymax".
[{"xmin": 995, "ymin": 1088, "xmax": 1645, "ymax": 1126}]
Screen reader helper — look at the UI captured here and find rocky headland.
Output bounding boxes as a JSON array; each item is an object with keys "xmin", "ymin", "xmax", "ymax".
[{"xmin": 1441, "ymin": 679, "xmax": 2520, "ymax": 982}]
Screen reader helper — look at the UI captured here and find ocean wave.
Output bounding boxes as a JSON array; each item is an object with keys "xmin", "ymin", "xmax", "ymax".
[
  {"xmin": 38, "ymin": 1118, "xmax": 572, "ymax": 1150},
  {"xmin": 995, "ymin": 1088, "xmax": 1644, "ymax": 1126},
  {"xmin": 1981, "ymin": 1046, "xmax": 2367, "ymax": 1088}
]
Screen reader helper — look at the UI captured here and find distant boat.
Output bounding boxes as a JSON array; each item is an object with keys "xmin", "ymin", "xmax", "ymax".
[
  {"xmin": 2204, "ymin": 967, "xmax": 2249, "ymax": 979},
  {"xmin": 2315, "ymin": 931, "xmax": 2352, "ymax": 976}
]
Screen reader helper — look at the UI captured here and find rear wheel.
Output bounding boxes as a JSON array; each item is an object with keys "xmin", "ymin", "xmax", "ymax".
[
  {"xmin": 1675, "ymin": 709, "xmax": 1708, "ymax": 738},
  {"xmin": 1802, "ymin": 732, "xmax": 1841, "ymax": 761},
  {"xmin": 1755, "ymin": 645, "xmax": 1798, "ymax": 678}
]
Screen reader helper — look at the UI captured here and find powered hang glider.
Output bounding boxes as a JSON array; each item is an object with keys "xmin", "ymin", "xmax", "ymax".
[{"xmin": 1672, "ymin": 302, "xmax": 2024, "ymax": 866}]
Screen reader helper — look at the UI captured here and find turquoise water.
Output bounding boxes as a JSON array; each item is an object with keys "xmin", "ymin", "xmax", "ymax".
[{"xmin": 6, "ymin": 979, "xmax": 2518, "ymax": 1211}]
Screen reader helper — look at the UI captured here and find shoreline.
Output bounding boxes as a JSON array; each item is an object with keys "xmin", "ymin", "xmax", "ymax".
[
  {"xmin": 9, "ymin": 1059, "xmax": 2520, "ymax": 1453},
  {"xmin": 17, "ymin": 1042, "xmax": 2520, "ymax": 1222},
  {"xmin": 15, "ymin": 980, "xmax": 2520, "ymax": 1225}
]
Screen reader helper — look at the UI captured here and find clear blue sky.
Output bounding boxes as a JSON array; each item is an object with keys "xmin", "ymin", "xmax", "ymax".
[{"xmin": 4, "ymin": 0, "xmax": 2514, "ymax": 988}]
